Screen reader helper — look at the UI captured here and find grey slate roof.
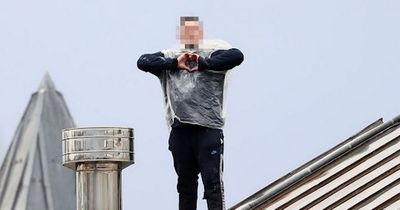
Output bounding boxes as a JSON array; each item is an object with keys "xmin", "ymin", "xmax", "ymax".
[
  {"xmin": 0, "ymin": 73, "xmax": 76, "ymax": 210},
  {"xmin": 231, "ymin": 115, "xmax": 400, "ymax": 210}
]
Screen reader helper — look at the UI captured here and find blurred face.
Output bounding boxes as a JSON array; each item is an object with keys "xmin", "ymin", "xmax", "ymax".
[{"xmin": 178, "ymin": 20, "xmax": 203, "ymax": 45}]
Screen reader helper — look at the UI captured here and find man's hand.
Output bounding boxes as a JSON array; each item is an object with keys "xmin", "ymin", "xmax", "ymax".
[
  {"xmin": 177, "ymin": 53, "xmax": 199, "ymax": 72},
  {"xmin": 177, "ymin": 53, "xmax": 190, "ymax": 71},
  {"xmin": 186, "ymin": 53, "xmax": 199, "ymax": 72}
]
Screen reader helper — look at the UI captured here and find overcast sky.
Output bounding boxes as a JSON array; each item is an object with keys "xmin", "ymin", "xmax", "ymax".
[{"xmin": 1, "ymin": 0, "xmax": 400, "ymax": 209}]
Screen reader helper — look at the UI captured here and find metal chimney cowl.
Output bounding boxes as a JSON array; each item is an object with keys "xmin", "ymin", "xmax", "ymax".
[{"xmin": 62, "ymin": 127, "xmax": 134, "ymax": 210}]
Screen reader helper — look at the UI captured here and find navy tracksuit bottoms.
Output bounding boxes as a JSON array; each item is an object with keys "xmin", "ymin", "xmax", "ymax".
[{"xmin": 168, "ymin": 124, "xmax": 225, "ymax": 210}]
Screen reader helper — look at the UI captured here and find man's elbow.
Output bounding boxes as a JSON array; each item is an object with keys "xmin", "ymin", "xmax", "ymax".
[
  {"xmin": 137, "ymin": 55, "xmax": 148, "ymax": 72},
  {"xmin": 232, "ymin": 48, "xmax": 244, "ymax": 66}
]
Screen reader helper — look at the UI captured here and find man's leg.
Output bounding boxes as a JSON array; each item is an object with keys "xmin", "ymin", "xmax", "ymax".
[
  {"xmin": 169, "ymin": 127, "xmax": 199, "ymax": 210},
  {"xmin": 196, "ymin": 128, "xmax": 225, "ymax": 210}
]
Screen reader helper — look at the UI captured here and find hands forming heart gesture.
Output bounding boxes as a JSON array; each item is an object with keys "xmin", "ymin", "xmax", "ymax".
[{"xmin": 177, "ymin": 52, "xmax": 199, "ymax": 72}]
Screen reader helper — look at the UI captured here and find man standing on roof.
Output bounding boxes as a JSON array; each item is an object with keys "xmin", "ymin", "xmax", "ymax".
[{"xmin": 137, "ymin": 16, "xmax": 244, "ymax": 210}]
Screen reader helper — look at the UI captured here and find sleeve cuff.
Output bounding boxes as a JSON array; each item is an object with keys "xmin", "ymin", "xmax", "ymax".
[
  {"xmin": 198, "ymin": 56, "xmax": 210, "ymax": 71},
  {"xmin": 167, "ymin": 58, "xmax": 178, "ymax": 69}
]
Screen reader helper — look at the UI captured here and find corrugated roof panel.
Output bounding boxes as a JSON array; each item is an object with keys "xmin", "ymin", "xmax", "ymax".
[
  {"xmin": 262, "ymin": 127, "xmax": 400, "ymax": 209},
  {"xmin": 310, "ymin": 148, "xmax": 400, "ymax": 209},
  {"xmin": 358, "ymin": 178, "xmax": 400, "ymax": 210},
  {"xmin": 334, "ymin": 168, "xmax": 400, "ymax": 209},
  {"xmin": 231, "ymin": 117, "xmax": 400, "ymax": 210},
  {"xmin": 383, "ymin": 195, "xmax": 400, "ymax": 209},
  {"xmin": 285, "ymin": 136, "xmax": 400, "ymax": 209}
]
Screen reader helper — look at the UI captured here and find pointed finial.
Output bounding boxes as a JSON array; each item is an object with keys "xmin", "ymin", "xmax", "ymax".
[{"xmin": 38, "ymin": 72, "xmax": 57, "ymax": 92}]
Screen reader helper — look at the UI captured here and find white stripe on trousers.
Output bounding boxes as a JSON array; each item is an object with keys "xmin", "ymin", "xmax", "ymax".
[{"xmin": 220, "ymin": 137, "xmax": 225, "ymax": 210}]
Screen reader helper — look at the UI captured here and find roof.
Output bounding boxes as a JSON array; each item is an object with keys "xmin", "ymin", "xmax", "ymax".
[
  {"xmin": 230, "ymin": 115, "xmax": 400, "ymax": 209},
  {"xmin": 0, "ymin": 73, "xmax": 76, "ymax": 210}
]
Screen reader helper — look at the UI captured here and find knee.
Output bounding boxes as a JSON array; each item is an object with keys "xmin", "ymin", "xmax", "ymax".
[
  {"xmin": 203, "ymin": 180, "xmax": 223, "ymax": 199},
  {"xmin": 177, "ymin": 175, "xmax": 198, "ymax": 194}
]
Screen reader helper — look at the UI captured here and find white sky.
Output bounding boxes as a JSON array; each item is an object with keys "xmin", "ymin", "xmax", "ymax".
[{"xmin": 0, "ymin": 0, "xmax": 400, "ymax": 209}]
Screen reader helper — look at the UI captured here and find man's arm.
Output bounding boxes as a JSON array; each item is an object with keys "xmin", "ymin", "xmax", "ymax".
[
  {"xmin": 137, "ymin": 52, "xmax": 178, "ymax": 77},
  {"xmin": 198, "ymin": 48, "xmax": 244, "ymax": 71},
  {"xmin": 137, "ymin": 52, "xmax": 193, "ymax": 76}
]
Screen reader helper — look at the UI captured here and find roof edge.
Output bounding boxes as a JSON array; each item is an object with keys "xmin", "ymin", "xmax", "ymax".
[{"xmin": 230, "ymin": 115, "xmax": 400, "ymax": 210}]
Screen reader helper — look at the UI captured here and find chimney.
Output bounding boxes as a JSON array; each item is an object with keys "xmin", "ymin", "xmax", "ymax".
[{"xmin": 62, "ymin": 127, "xmax": 134, "ymax": 210}]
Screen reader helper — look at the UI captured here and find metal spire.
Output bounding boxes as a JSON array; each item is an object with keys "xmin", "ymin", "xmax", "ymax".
[
  {"xmin": 0, "ymin": 73, "xmax": 76, "ymax": 210},
  {"xmin": 38, "ymin": 72, "xmax": 57, "ymax": 92}
]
